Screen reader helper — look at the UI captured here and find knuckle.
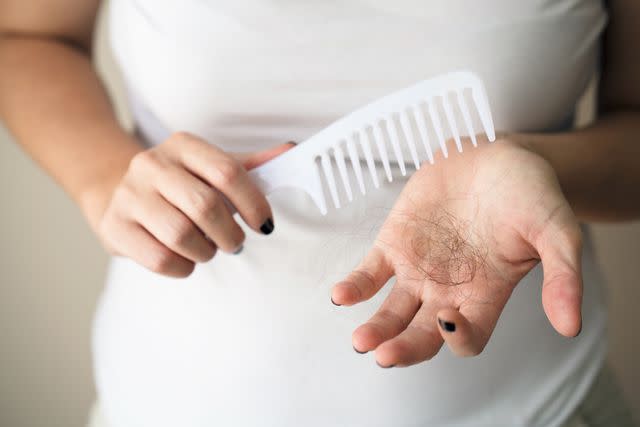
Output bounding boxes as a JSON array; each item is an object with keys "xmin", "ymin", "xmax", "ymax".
[
  {"xmin": 190, "ymin": 190, "xmax": 219, "ymax": 220},
  {"xmin": 147, "ymin": 247, "xmax": 179, "ymax": 274},
  {"xmin": 130, "ymin": 150, "xmax": 160, "ymax": 172},
  {"xmin": 97, "ymin": 217, "xmax": 126, "ymax": 256},
  {"xmin": 166, "ymin": 217, "xmax": 196, "ymax": 247},
  {"xmin": 100, "ymin": 232, "xmax": 120, "ymax": 256},
  {"xmin": 224, "ymin": 228, "xmax": 246, "ymax": 252},
  {"xmin": 215, "ymin": 159, "xmax": 242, "ymax": 186},
  {"xmin": 205, "ymin": 202, "xmax": 222, "ymax": 224},
  {"xmin": 235, "ymin": 228, "xmax": 246, "ymax": 245},
  {"xmin": 201, "ymin": 245, "xmax": 217, "ymax": 262},
  {"xmin": 113, "ymin": 182, "xmax": 137, "ymax": 205},
  {"xmin": 376, "ymin": 309, "xmax": 403, "ymax": 326},
  {"xmin": 178, "ymin": 262, "xmax": 197, "ymax": 277},
  {"xmin": 352, "ymin": 269, "xmax": 377, "ymax": 290}
]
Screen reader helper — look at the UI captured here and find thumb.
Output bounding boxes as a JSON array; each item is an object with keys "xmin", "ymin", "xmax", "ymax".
[
  {"xmin": 534, "ymin": 210, "xmax": 584, "ymax": 338},
  {"xmin": 234, "ymin": 141, "xmax": 297, "ymax": 170}
]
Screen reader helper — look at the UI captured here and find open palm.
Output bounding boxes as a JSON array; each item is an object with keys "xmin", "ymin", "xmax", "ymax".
[{"xmin": 331, "ymin": 138, "xmax": 583, "ymax": 368}]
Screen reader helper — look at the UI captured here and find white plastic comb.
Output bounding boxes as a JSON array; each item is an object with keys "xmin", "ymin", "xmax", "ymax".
[{"xmin": 248, "ymin": 70, "xmax": 496, "ymax": 215}]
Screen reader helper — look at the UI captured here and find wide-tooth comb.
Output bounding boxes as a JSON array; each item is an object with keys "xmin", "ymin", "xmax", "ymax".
[{"xmin": 247, "ymin": 70, "xmax": 496, "ymax": 215}]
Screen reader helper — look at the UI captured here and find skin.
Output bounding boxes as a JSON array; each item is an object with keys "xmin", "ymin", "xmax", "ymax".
[
  {"xmin": 0, "ymin": 1, "xmax": 294, "ymax": 277},
  {"xmin": 332, "ymin": 138, "xmax": 584, "ymax": 365},
  {"xmin": 331, "ymin": 1, "xmax": 640, "ymax": 366},
  {"xmin": 0, "ymin": 0, "xmax": 639, "ymax": 367},
  {"xmin": 98, "ymin": 134, "xmax": 293, "ymax": 276}
]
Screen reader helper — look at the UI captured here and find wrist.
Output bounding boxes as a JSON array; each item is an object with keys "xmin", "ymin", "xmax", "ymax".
[
  {"xmin": 500, "ymin": 132, "xmax": 539, "ymax": 154},
  {"xmin": 76, "ymin": 142, "xmax": 144, "ymax": 232},
  {"xmin": 78, "ymin": 174, "xmax": 122, "ymax": 233}
]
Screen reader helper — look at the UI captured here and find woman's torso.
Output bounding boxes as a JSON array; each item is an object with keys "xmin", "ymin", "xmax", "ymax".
[{"xmin": 94, "ymin": 1, "xmax": 609, "ymax": 426}]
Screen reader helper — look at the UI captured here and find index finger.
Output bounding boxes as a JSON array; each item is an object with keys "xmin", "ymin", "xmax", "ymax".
[{"xmin": 170, "ymin": 133, "xmax": 274, "ymax": 234}]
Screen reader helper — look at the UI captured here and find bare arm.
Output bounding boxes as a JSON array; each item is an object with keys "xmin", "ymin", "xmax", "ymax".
[
  {"xmin": 516, "ymin": 0, "xmax": 640, "ymax": 222},
  {"xmin": 331, "ymin": 1, "xmax": 640, "ymax": 367},
  {"xmin": 0, "ymin": 0, "xmax": 143, "ymax": 230},
  {"xmin": 0, "ymin": 0, "xmax": 288, "ymax": 277}
]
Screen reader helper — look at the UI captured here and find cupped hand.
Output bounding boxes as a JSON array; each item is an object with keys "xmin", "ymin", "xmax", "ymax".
[
  {"xmin": 98, "ymin": 132, "xmax": 294, "ymax": 277},
  {"xmin": 331, "ymin": 137, "xmax": 583, "ymax": 367}
]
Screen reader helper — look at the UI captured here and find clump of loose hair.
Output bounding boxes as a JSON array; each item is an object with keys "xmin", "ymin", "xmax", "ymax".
[{"xmin": 384, "ymin": 206, "xmax": 489, "ymax": 288}]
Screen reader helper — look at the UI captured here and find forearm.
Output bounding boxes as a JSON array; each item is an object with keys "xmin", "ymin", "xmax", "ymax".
[
  {"xmin": 0, "ymin": 36, "xmax": 143, "ymax": 230},
  {"xmin": 513, "ymin": 111, "xmax": 640, "ymax": 222}
]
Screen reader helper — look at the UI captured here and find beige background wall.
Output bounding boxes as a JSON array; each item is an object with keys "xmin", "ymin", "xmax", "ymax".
[{"xmin": 1, "ymin": 4, "xmax": 639, "ymax": 427}]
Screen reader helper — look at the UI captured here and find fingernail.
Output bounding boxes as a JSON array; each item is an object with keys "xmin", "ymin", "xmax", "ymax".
[
  {"xmin": 353, "ymin": 346, "xmax": 367, "ymax": 354},
  {"xmin": 438, "ymin": 318, "xmax": 456, "ymax": 333},
  {"xmin": 376, "ymin": 361, "xmax": 395, "ymax": 369},
  {"xmin": 287, "ymin": 140, "xmax": 298, "ymax": 146},
  {"xmin": 260, "ymin": 218, "xmax": 274, "ymax": 235},
  {"xmin": 233, "ymin": 245, "xmax": 244, "ymax": 255},
  {"xmin": 330, "ymin": 297, "xmax": 341, "ymax": 306}
]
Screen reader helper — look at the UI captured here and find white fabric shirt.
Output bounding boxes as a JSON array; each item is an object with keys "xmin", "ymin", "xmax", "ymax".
[{"xmin": 95, "ymin": 1, "xmax": 609, "ymax": 426}]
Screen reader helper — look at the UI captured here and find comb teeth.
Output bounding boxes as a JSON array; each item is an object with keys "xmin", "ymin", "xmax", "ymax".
[
  {"xmin": 399, "ymin": 110, "xmax": 421, "ymax": 170},
  {"xmin": 442, "ymin": 95, "xmax": 462, "ymax": 153},
  {"xmin": 359, "ymin": 129, "xmax": 380, "ymax": 189},
  {"xmin": 413, "ymin": 105, "xmax": 434, "ymax": 165},
  {"xmin": 315, "ymin": 92, "xmax": 494, "ymax": 212},
  {"xmin": 246, "ymin": 71, "xmax": 496, "ymax": 216},
  {"xmin": 428, "ymin": 98, "xmax": 449, "ymax": 158},
  {"xmin": 385, "ymin": 115, "xmax": 407, "ymax": 176},
  {"xmin": 457, "ymin": 90, "xmax": 478, "ymax": 147},
  {"xmin": 333, "ymin": 144, "xmax": 353, "ymax": 202},
  {"xmin": 319, "ymin": 152, "xmax": 340, "ymax": 209},
  {"xmin": 372, "ymin": 124, "xmax": 393, "ymax": 182},
  {"xmin": 346, "ymin": 135, "xmax": 366, "ymax": 195}
]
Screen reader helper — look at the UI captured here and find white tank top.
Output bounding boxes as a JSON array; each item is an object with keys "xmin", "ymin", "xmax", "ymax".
[{"xmin": 95, "ymin": 1, "xmax": 609, "ymax": 426}]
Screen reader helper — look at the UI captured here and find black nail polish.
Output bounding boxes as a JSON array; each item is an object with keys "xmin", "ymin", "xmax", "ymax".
[
  {"xmin": 260, "ymin": 218, "xmax": 274, "ymax": 235},
  {"xmin": 353, "ymin": 346, "xmax": 367, "ymax": 354},
  {"xmin": 438, "ymin": 318, "xmax": 456, "ymax": 333},
  {"xmin": 233, "ymin": 245, "xmax": 244, "ymax": 255},
  {"xmin": 287, "ymin": 140, "xmax": 298, "ymax": 146},
  {"xmin": 330, "ymin": 297, "xmax": 341, "ymax": 306},
  {"xmin": 376, "ymin": 361, "xmax": 395, "ymax": 369}
]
